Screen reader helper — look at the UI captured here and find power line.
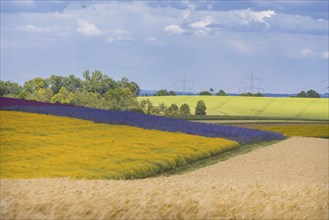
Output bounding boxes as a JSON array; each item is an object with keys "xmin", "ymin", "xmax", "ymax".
[
  {"xmin": 239, "ymin": 70, "xmax": 264, "ymax": 94},
  {"xmin": 175, "ymin": 73, "xmax": 194, "ymax": 95},
  {"xmin": 278, "ymin": 79, "xmax": 328, "ymax": 93}
]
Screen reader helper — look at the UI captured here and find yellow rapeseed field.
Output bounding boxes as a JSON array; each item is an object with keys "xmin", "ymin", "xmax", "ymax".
[
  {"xmin": 0, "ymin": 111, "xmax": 238, "ymax": 179},
  {"xmin": 139, "ymin": 96, "xmax": 328, "ymax": 120},
  {"xmin": 255, "ymin": 124, "xmax": 329, "ymax": 138}
]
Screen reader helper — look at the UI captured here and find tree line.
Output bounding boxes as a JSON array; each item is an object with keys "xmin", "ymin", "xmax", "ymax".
[
  {"xmin": 141, "ymin": 100, "xmax": 206, "ymax": 116},
  {"xmin": 0, "ymin": 70, "xmax": 142, "ymax": 111},
  {"xmin": 1, "ymin": 70, "xmax": 207, "ymax": 115}
]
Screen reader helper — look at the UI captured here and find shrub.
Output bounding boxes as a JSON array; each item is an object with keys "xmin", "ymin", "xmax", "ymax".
[
  {"xmin": 168, "ymin": 103, "xmax": 179, "ymax": 115},
  {"xmin": 180, "ymin": 103, "xmax": 190, "ymax": 115},
  {"xmin": 216, "ymin": 89, "xmax": 227, "ymax": 96},
  {"xmin": 199, "ymin": 91, "xmax": 212, "ymax": 96},
  {"xmin": 195, "ymin": 100, "xmax": 206, "ymax": 115}
]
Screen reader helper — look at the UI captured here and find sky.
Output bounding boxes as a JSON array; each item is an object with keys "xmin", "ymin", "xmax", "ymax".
[{"xmin": 1, "ymin": 0, "xmax": 328, "ymax": 94}]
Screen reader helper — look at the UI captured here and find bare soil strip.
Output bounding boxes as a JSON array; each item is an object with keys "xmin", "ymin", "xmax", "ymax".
[{"xmin": 1, "ymin": 137, "xmax": 328, "ymax": 219}]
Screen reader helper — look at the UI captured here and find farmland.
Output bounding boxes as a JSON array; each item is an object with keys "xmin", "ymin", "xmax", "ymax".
[
  {"xmin": 0, "ymin": 111, "xmax": 238, "ymax": 179},
  {"xmin": 139, "ymin": 96, "xmax": 329, "ymax": 120},
  {"xmin": 1, "ymin": 97, "xmax": 328, "ymax": 219},
  {"xmin": 232, "ymin": 123, "xmax": 329, "ymax": 138},
  {"xmin": 0, "ymin": 97, "xmax": 284, "ymax": 144},
  {"xmin": 1, "ymin": 137, "xmax": 328, "ymax": 219}
]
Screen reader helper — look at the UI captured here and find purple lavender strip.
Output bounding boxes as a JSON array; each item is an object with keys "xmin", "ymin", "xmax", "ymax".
[{"xmin": 1, "ymin": 97, "xmax": 285, "ymax": 144}]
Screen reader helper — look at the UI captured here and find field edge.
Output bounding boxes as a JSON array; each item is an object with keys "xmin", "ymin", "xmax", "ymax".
[{"xmin": 160, "ymin": 139, "xmax": 283, "ymax": 177}]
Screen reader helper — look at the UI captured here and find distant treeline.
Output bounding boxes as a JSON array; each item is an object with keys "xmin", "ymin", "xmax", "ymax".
[
  {"xmin": 0, "ymin": 70, "xmax": 142, "ymax": 112},
  {"xmin": 0, "ymin": 70, "xmax": 203, "ymax": 116},
  {"xmin": 1, "ymin": 70, "xmax": 321, "ymax": 116},
  {"xmin": 294, "ymin": 90, "xmax": 320, "ymax": 98}
]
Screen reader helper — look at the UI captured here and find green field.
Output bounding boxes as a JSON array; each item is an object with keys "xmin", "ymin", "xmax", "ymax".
[{"xmin": 139, "ymin": 96, "xmax": 329, "ymax": 120}]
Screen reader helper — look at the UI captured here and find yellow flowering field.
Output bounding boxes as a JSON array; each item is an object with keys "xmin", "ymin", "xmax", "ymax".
[
  {"xmin": 255, "ymin": 124, "xmax": 329, "ymax": 138},
  {"xmin": 0, "ymin": 111, "xmax": 238, "ymax": 179}
]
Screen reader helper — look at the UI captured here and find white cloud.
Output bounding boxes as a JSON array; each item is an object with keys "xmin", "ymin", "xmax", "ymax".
[
  {"xmin": 76, "ymin": 21, "xmax": 103, "ymax": 37},
  {"xmin": 23, "ymin": 25, "xmax": 47, "ymax": 33},
  {"xmin": 164, "ymin": 24, "xmax": 185, "ymax": 34},
  {"xmin": 144, "ymin": 36, "xmax": 167, "ymax": 46},
  {"xmin": 106, "ymin": 29, "xmax": 132, "ymax": 44},
  {"xmin": 190, "ymin": 17, "xmax": 213, "ymax": 29},
  {"xmin": 300, "ymin": 48, "xmax": 315, "ymax": 57},
  {"xmin": 321, "ymin": 51, "xmax": 329, "ymax": 59},
  {"xmin": 233, "ymin": 8, "xmax": 276, "ymax": 26}
]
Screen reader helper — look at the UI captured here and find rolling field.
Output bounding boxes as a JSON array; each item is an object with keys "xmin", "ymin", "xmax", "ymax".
[
  {"xmin": 0, "ymin": 111, "xmax": 238, "ymax": 179},
  {"xmin": 1, "ymin": 97, "xmax": 327, "ymax": 219},
  {"xmin": 1, "ymin": 137, "xmax": 328, "ymax": 219},
  {"xmin": 139, "ymin": 96, "xmax": 329, "ymax": 120}
]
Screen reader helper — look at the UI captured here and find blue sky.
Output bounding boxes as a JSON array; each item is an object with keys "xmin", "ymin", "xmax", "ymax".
[{"xmin": 1, "ymin": 0, "xmax": 328, "ymax": 93}]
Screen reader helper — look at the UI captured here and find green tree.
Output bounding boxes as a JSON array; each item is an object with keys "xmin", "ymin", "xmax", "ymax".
[
  {"xmin": 168, "ymin": 103, "xmax": 179, "ymax": 115},
  {"xmin": 105, "ymin": 87, "xmax": 138, "ymax": 111},
  {"xmin": 199, "ymin": 91, "xmax": 212, "ymax": 96},
  {"xmin": 254, "ymin": 92, "xmax": 264, "ymax": 97},
  {"xmin": 180, "ymin": 103, "xmax": 190, "ymax": 115},
  {"xmin": 72, "ymin": 91, "xmax": 107, "ymax": 109},
  {"xmin": 168, "ymin": 91, "xmax": 176, "ymax": 96},
  {"xmin": 27, "ymin": 88, "xmax": 53, "ymax": 102},
  {"xmin": 155, "ymin": 89, "xmax": 169, "ymax": 96},
  {"xmin": 48, "ymin": 75, "xmax": 64, "ymax": 94},
  {"xmin": 0, "ymin": 81, "xmax": 22, "ymax": 97},
  {"xmin": 210, "ymin": 88, "xmax": 214, "ymax": 93},
  {"xmin": 117, "ymin": 77, "xmax": 140, "ymax": 96},
  {"xmin": 23, "ymin": 77, "xmax": 47, "ymax": 94},
  {"xmin": 158, "ymin": 102, "xmax": 168, "ymax": 115},
  {"xmin": 140, "ymin": 99, "xmax": 159, "ymax": 114},
  {"xmin": 297, "ymin": 91, "xmax": 307, "ymax": 97},
  {"xmin": 83, "ymin": 70, "xmax": 115, "ymax": 95},
  {"xmin": 62, "ymin": 75, "xmax": 83, "ymax": 92},
  {"xmin": 0, "ymin": 81, "xmax": 6, "ymax": 96},
  {"xmin": 216, "ymin": 89, "xmax": 227, "ymax": 96},
  {"xmin": 306, "ymin": 89, "xmax": 320, "ymax": 98},
  {"xmin": 50, "ymin": 87, "xmax": 75, "ymax": 104},
  {"xmin": 195, "ymin": 100, "xmax": 206, "ymax": 115},
  {"xmin": 239, "ymin": 92, "xmax": 263, "ymax": 97}
]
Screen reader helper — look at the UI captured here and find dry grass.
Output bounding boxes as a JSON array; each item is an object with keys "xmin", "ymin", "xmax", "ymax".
[{"xmin": 1, "ymin": 137, "xmax": 328, "ymax": 219}]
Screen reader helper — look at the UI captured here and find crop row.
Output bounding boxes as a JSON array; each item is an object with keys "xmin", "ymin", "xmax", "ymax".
[{"xmin": 0, "ymin": 97, "xmax": 285, "ymax": 144}]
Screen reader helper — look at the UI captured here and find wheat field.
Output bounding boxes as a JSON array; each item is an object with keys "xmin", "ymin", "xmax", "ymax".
[{"xmin": 1, "ymin": 137, "xmax": 328, "ymax": 219}]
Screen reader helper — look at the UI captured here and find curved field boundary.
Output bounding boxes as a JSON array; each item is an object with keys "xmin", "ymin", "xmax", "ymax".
[
  {"xmin": 295, "ymin": 99, "xmax": 318, "ymax": 119},
  {"xmin": 255, "ymin": 98, "xmax": 276, "ymax": 117},
  {"xmin": 210, "ymin": 96, "xmax": 236, "ymax": 116},
  {"xmin": 0, "ymin": 97, "xmax": 284, "ymax": 144},
  {"xmin": 1, "ymin": 137, "xmax": 328, "ymax": 219},
  {"xmin": 1, "ymin": 111, "xmax": 239, "ymax": 180}
]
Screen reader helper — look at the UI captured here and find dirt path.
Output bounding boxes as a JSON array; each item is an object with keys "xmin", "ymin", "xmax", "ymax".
[{"xmin": 1, "ymin": 137, "xmax": 328, "ymax": 219}]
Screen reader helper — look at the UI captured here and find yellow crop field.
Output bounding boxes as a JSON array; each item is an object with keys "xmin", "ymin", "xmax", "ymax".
[
  {"xmin": 254, "ymin": 124, "xmax": 329, "ymax": 138},
  {"xmin": 139, "ymin": 96, "xmax": 329, "ymax": 120},
  {"xmin": 0, "ymin": 111, "xmax": 238, "ymax": 179}
]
